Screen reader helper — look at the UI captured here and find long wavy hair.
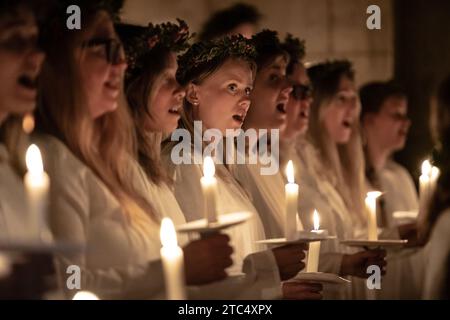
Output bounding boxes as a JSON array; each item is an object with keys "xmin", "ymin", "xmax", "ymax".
[
  {"xmin": 124, "ymin": 44, "xmax": 172, "ymax": 186},
  {"xmin": 307, "ymin": 61, "xmax": 366, "ymax": 226},
  {"xmin": 419, "ymin": 74, "xmax": 450, "ymax": 242},
  {"xmin": 36, "ymin": 5, "xmax": 158, "ymax": 228}
]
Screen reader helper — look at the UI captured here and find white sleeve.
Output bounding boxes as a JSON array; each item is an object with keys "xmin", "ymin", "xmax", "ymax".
[
  {"xmin": 41, "ymin": 139, "xmax": 166, "ymax": 299},
  {"xmin": 172, "ymin": 163, "xmax": 205, "ymax": 222},
  {"xmin": 422, "ymin": 212, "xmax": 450, "ymax": 299}
]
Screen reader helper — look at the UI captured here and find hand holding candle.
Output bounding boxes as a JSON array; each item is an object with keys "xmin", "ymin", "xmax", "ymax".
[
  {"xmin": 365, "ymin": 191, "xmax": 382, "ymax": 241},
  {"xmin": 24, "ymin": 144, "xmax": 51, "ymax": 241},
  {"xmin": 306, "ymin": 210, "xmax": 321, "ymax": 273},
  {"xmin": 285, "ymin": 160, "xmax": 299, "ymax": 241},
  {"xmin": 200, "ymin": 156, "xmax": 218, "ymax": 224},
  {"xmin": 160, "ymin": 218, "xmax": 187, "ymax": 300}
]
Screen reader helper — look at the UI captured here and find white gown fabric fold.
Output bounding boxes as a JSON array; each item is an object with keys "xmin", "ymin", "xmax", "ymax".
[
  {"xmin": 0, "ymin": 144, "xmax": 36, "ymax": 242},
  {"xmin": 368, "ymin": 159, "xmax": 423, "ymax": 299},
  {"xmin": 283, "ymin": 139, "xmax": 370, "ymax": 300},
  {"xmin": 422, "ymin": 209, "xmax": 450, "ymax": 299},
  {"xmin": 38, "ymin": 135, "xmax": 282, "ymax": 300},
  {"xmin": 36, "ymin": 135, "xmax": 165, "ymax": 299},
  {"xmin": 134, "ymin": 155, "xmax": 283, "ymax": 300},
  {"xmin": 164, "ymin": 147, "xmax": 281, "ymax": 297}
]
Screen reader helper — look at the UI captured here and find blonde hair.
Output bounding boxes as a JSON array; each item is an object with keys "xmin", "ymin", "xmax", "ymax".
[
  {"xmin": 125, "ymin": 47, "xmax": 172, "ymax": 186},
  {"xmin": 37, "ymin": 10, "xmax": 158, "ymax": 230},
  {"xmin": 308, "ymin": 88, "xmax": 366, "ymax": 226}
]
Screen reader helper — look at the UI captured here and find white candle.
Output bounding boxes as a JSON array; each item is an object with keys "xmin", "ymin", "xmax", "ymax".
[
  {"xmin": 306, "ymin": 210, "xmax": 321, "ymax": 273},
  {"xmin": 419, "ymin": 160, "xmax": 432, "ymax": 207},
  {"xmin": 160, "ymin": 218, "xmax": 186, "ymax": 300},
  {"xmin": 285, "ymin": 160, "xmax": 299, "ymax": 241},
  {"xmin": 365, "ymin": 191, "xmax": 382, "ymax": 241},
  {"xmin": 419, "ymin": 160, "xmax": 440, "ymax": 218},
  {"xmin": 72, "ymin": 291, "xmax": 99, "ymax": 300},
  {"xmin": 24, "ymin": 144, "xmax": 51, "ymax": 241},
  {"xmin": 200, "ymin": 156, "xmax": 218, "ymax": 223}
]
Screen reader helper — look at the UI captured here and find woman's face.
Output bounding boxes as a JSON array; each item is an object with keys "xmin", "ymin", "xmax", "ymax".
[
  {"xmin": 322, "ymin": 75, "xmax": 359, "ymax": 144},
  {"xmin": 76, "ymin": 10, "xmax": 127, "ymax": 119},
  {"xmin": 0, "ymin": 7, "xmax": 44, "ymax": 123},
  {"xmin": 246, "ymin": 55, "xmax": 293, "ymax": 130},
  {"xmin": 147, "ymin": 53, "xmax": 185, "ymax": 134},
  {"xmin": 189, "ymin": 58, "xmax": 253, "ymax": 134},
  {"xmin": 363, "ymin": 96, "xmax": 411, "ymax": 152},
  {"xmin": 282, "ymin": 63, "xmax": 313, "ymax": 140}
]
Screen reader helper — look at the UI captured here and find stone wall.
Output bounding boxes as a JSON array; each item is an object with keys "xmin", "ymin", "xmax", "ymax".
[{"xmin": 122, "ymin": 0, "xmax": 394, "ymax": 86}]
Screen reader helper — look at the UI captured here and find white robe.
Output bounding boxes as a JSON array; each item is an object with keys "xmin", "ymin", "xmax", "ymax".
[
  {"xmin": 164, "ymin": 145, "xmax": 282, "ymax": 297},
  {"xmin": 133, "ymin": 161, "xmax": 283, "ymax": 300},
  {"xmin": 368, "ymin": 159, "xmax": 424, "ymax": 299},
  {"xmin": 422, "ymin": 209, "xmax": 450, "ymax": 299},
  {"xmin": 286, "ymin": 139, "xmax": 370, "ymax": 300},
  {"xmin": 36, "ymin": 135, "xmax": 167, "ymax": 299},
  {"xmin": 0, "ymin": 144, "xmax": 36, "ymax": 242},
  {"xmin": 38, "ymin": 134, "xmax": 282, "ymax": 300}
]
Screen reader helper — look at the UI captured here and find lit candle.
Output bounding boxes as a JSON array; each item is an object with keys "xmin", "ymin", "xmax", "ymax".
[
  {"xmin": 365, "ymin": 191, "xmax": 382, "ymax": 241},
  {"xmin": 306, "ymin": 210, "xmax": 321, "ymax": 273},
  {"xmin": 419, "ymin": 160, "xmax": 440, "ymax": 217},
  {"xmin": 200, "ymin": 156, "xmax": 218, "ymax": 224},
  {"xmin": 72, "ymin": 291, "xmax": 99, "ymax": 300},
  {"xmin": 24, "ymin": 144, "xmax": 51, "ymax": 241},
  {"xmin": 160, "ymin": 218, "xmax": 186, "ymax": 300},
  {"xmin": 285, "ymin": 160, "xmax": 299, "ymax": 241}
]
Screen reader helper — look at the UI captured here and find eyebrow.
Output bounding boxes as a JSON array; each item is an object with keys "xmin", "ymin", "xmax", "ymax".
[
  {"xmin": 226, "ymin": 76, "xmax": 253, "ymax": 88},
  {"xmin": 269, "ymin": 65, "xmax": 284, "ymax": 71}
]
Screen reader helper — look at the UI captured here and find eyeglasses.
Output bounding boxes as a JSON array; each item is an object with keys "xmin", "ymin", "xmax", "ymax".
[
  {"xmin": 81, "ymin": 38, "xmax": 124, "ymax": 65},
  {"xmin": 291, "ymin": 83, "xmax": 312, "ymax": 101}
]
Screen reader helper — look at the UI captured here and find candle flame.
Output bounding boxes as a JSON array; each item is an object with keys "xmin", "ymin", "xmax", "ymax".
[
  {"xmin": 203, "ymin": 156, "xmax": 215, "ymax": 178},
  {"xmin": 22, "ymin": 113, "xmax": 35, "ymax": 134},
  {"xmin": 431, "ymin": 166, "xmax": 440, "ymax": 180},
  {"xmin": 25, "ymin": 144, "xmax": 44, "ymax": 175},
  {"xmin": 366, "ymin": 191, "xmax": 382, "ymax": 200},
  {"xmin": 72, "ymin": 291, "xmax": 99, "ymax": 300},
  {"xmin": 421, "ymin": 160, "xmax": 432, "ymax": 176},
  {"xmin": 160, "ymin": 218, "xmax": 178, "ymax": 248},
  {"xmin": 286, "ymin": 160, "xmax": 295, "ymax": 184},
  {"xmin": 313, "ymin": 210, "xmax": 320, "ymax": 231}
]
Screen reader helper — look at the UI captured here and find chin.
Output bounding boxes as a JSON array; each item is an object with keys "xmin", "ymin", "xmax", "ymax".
[
  {"xmin": 335, "ymin": 134, "xmax": 351, "ymax": 144},
  {"xmin": 164, "ymin": 123, "xmax": 178, "ymax": 134},
  {"xmin": 13, "ymin": 101, "xmax": 35, "ymax": 115},
  {"xmin": 298, "ymin": 126, "xmax": 308, "ymax": 135}
]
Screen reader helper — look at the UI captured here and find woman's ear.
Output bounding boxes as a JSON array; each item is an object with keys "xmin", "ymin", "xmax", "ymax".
[{"xmin": 186, "ymin": 83, "xmax": 200, "ymax": 106}]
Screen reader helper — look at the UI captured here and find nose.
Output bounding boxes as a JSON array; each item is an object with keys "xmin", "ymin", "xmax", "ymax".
[
  {"xmin": 280, "ymin": 78, "xmax": 293, "ymax": 99},
  {"xmin": 301, "ymin": 96, "xmax": 312, "ymax": 111},
  {"xmin": 26, "ymin": 48, "xmax": 46, "ymax": 73},
  {"xmin": 111, "ymin": 57, "xmax": 128, "ymax": 75},
  {"xmin": 404, "ymin": 118, "xmax": 411, "ymax": 130},
  {"xmin": 238, "ymin": 93, "xmax": 251, "ymax": 111},
  {"xmin": 174, "ymin": 84, "xmax": 186, "ymax": 101}
]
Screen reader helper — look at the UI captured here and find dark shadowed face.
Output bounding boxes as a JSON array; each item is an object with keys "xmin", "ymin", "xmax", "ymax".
[
  {"xmin": 76, "ymin": 10, "xmax": 127, "ymax": 119},
  {"xmin": 147, "ymin": 53, "xmax": 186, "ymax": 134},
  {"xmin": 282, "ymin": 63, "xmax": 313, "ymax": 140},
  {"xmin": 0, "ymin": 7, "xmax": 44, "ymax": 123},
  {"xmin": 363, "ymin": 96, "xmax": 411, "ymax": 152},
  {"xmin": 246, "ymin": 55, "xmax": 293, "ymax": 130},
  {"xmin": 322, "ymin": 75, "xmax": 360, "ymax": 144}
]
